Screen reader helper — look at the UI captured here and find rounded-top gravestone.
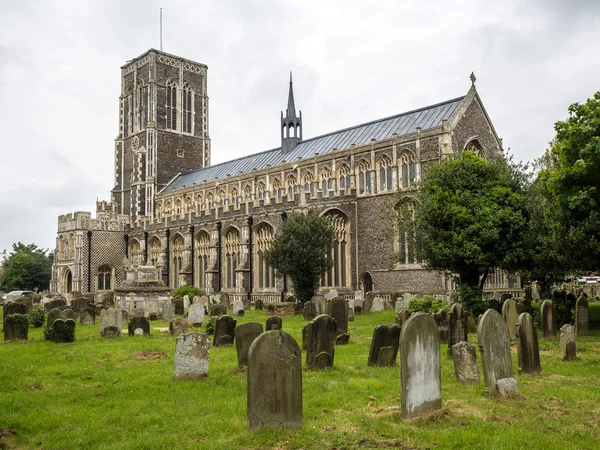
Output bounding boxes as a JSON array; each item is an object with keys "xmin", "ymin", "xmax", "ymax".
[{"xmin": 477, "ymin": 309, "xmax": 514, "ymax": 395}]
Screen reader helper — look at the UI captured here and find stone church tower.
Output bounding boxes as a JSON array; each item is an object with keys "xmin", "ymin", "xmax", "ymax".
[{"xmin": 112, "ymin": 49, "xmax": 211, "ymax": 221}]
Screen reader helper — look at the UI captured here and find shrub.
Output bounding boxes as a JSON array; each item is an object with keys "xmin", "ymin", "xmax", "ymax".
[
  {"xmin": 29, "ymin": 305, "xmax": 46, "ymax": 328},
  {"xmin": 173, "ymin": 285, "xmax": 204, "ymax": 299},
  {"xmin": 5, "ymin": 314, "xmax": 29, "ymax": 338},
  {"xmin": 589, "ymin": 302, "xmax": 600, "ymax": 329},
  {"xmin": 552, "ymin": 290, "xmax": 577, "ymax": 326},
  {"xmin": 205, "ymin": 316, "xmax": 219, "ymax": 335},
  {"xmin": 408, "ymin": 295, "xmax": 450, "ymax": 314}
]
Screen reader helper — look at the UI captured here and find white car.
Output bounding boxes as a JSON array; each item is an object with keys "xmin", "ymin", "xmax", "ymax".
[{"xmin": 3, "ymin": 290, "xmax": 34, "ymax": 302}]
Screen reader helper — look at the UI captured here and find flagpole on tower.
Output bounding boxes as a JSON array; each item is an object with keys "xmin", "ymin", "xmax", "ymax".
[{"xmin": 160, "ymin": 8, "xmax": 163, "ymax": 51}]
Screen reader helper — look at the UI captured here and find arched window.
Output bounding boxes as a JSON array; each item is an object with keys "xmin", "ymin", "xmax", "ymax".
[
  {"xmin": 395, "ymin": 202, "xmax": 422, "ymax": 265},
  {"xmin": 97, "ymin": 265, "xmax": 113, "ymax": 291},
  {"xmin": 224, "ymin": 228, "xmax": 240, "ymax": 289},
  {"xmin": 465, "ymin": 139, "xmax": 485, "ymax": 159},
  {"xmin": 129, "ymin": 239, "xmax": 142, "ymax": 264},
  {"xmin": 230, "ymin": 188, "xmax": 240, "ymax": 208},
  {"xmin": 181, "ymin": 82, "xmax": 193, "ymax": 134},
  {"xmin": 207, "ymin": 193, "xmax": 214, "ymax": 209},
  {"xmin": 63, "ymin": 268, "xmax": 72, "ymax": 294},
  {"xmin": 69, "ymin": 233, "xmax": 75, "ymax": 259},
  {"xmin": 164, "ymin": 201, "xmax": 172, "ymax": 216},
  {"xmin": 138, "ymin": 81, "xmax": 148, "ymax": 130},
  {"xmin": 148, "ymin": 237, "xmax": 161, "ymax": 265},
  {"xmin": 217, "ymin": 190, "xmax": 226, "ymax": 207},
  {"xmin": 243, "ymin": 185, "xmax": 252, "ymax": 202},
  {"xmin": 378, "ymin": 156, "xmax": 393, "ymax": 192},
  {"xmin": 322, "ymin": 211, "xmax": 349, "ymax": 288},
  {"xmin": 358, "ymin": 160, "xmax": 371, "ymax": 194},
  {"xmin": 286, "ymin": 175, "xmax": 297, "ymax": 198},
  {"xmin": 338, "ymin": 165, "xmax": 351, "ymax": 190},
  {"xmin": 401, "ymin": 153, "xmax": 416, "ymax": 188},
  {"xmin": 175, "ymin": 199, "xmax": 183, "ymax": 215},
  {"xmin": 195, "ymin": 194, "xmax": 203, "ymax": 212},
  {"xmin": 156, "ymin": 203, "xmax": 163, "ymax": 219},
  {"xmin": 257, "ymin": 182, "xmax": 266, "ymax": 200},
  {"xmin": 272, "ymin": 179, "xmax": 283, "ymax": 200},
  {"xmin": 171, "ymin": 234, "xmax": 185, "ymax": 288},
  {"xmin": 320, "ymin": 167, "xmax": 333, "ymax": 192},
  {"xmin": 184, "ymin": 196, "xmax": 193, "ymax": 213},
  {"xmin": 255, "ymin": 223, "xmax": 275, "ymax": 289},
  {"xmin": 166, "ymin": 80, "xmax": 178, "ymax": 131},
  {"xmin": 288, "ymin": 123, "xmax": 295, "ymax": 138},
  {"xmin": 304, "ymin": 172, "xmax": 315, "ymax": 196},
  {"xmin": 195, "ymin": 231, "xmax": 210, "ymax": 290}
]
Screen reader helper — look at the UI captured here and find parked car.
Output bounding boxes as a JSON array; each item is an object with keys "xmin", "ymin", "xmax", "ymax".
[{"xmin": 3, "ymin": 290, "xmax": 35, "ymax": 302}]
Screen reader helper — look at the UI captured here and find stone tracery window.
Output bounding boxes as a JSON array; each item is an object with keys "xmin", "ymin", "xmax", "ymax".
[
  {"xmin": 164, "ymin": 201, "xmax": 172, "ymax": 216},
  {"xmin": 207, "ymin": 193, "xmax": 214, "ymax": 209},
  {"xmin": 338, "ymin": 164, "xmax": 351, "ymax": 190},
  {"xmin": 224, "ymin": 228, "xmax": 240, "ymax": 289},
  {"xmin": 69, "ymin": 232, "xmax": 75, "ymax": 259},
  {"xmin": 58, "ymin": 235, "xmax": 65, "ymax": 260},
  {"xmin": 166, "ymin": 80, "xmax": 178, "ymax": 131},
  {"xmin": 255, "ymin": 223, "xmax": 275, "ymax": 289},
  {"xmin": 272, "ymin": 179, "xmax": 283, "ymax": 200},
  {"xmin": 184, "ymin": 196, "xmax": 193, "ymax": 213},
  {"xmin": 243, "ymin": 185, "xmax": 252, "ymax": 201},
  {"xmin": 379, "ymin": 155, "xmax": 393, "ymax": 192},
  {"xmin": 175, "ymin": 199, "xmax": 183, "ymax": 215},
  {"xmin": 230, "ymin": 188, "xmax": 240, "ymax": 207},
  {"xmin": 303, "ymin": 172, "xmax": 315, "ymax": 196},
  {"xmin": 358, "ymin": 160, "xmax": 371, "ymax": 194},
  {"xmin": 465, "ymin": 139, "xmax": 484, "ymax": 159},
  {"xmin": 395, "ymin": 201, "xmax": 422, "ymax": 265},
  {"xmin": 156, "ymin": 202, "xmax": 163, "ymax": 219},
  {"xmin": 181, "ymin": 82, "xmax": 193, "ymax": 134},
  {"xmin": 148, "ymin": 236, "xmax": 161, "ymax": 265},
  {"xmin": 321, "ymin": 167, "xmax": 333, "ymax": 192},
  {"xmin": 171, "ymin": 234, "xmax": 185, "ymax": 288},
  {"xmin": 195, "ymin": 231, "xmax": 210, "ymax": 290},
  {"xmin": 322, "ymin": 211, "xmax": 349, "ymax": 288},
  {"xmin": 97, "ymin": 265, "xmax": 113, "ymax": 291},
  {"xmin": 129, "ymin": 239, "xmax": 142, "ymax": 264},
  {"xmin": 286, "ymin": 175, "xmax": 298, "ymax": 198},
  {"xmin": 400, "ymin": 153, "xmax": 416, "ymax": 188},
  {"xmin": 218, "ymin": 189, "xmax": 226, "ymax": 207},
  {"xmin": 257, "ymin": 182, "xmax": 266, "ymax": 200}
]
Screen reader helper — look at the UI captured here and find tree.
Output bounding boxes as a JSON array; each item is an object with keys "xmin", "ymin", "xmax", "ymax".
[
  {"xmin": 264, "ymin": 209, "xmax": 336, "ymax": 304},
  {"xmin": 0, "ymin": 242, "xmax": 54, "ymax": 291},
  {"xmin": 402, "ymin": 151, "xmax": 530, "ymax": 315}
]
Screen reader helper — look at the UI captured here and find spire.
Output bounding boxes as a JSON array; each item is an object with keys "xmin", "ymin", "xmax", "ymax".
[{"xmin": 286, "ymin": 71, "xmax": 296, "ymax": 118}]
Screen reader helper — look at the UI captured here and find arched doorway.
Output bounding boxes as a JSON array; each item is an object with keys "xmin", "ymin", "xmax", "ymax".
[
  {"xmin": 64, "ymin": 268, "xmax": 73, "ymax": 293},
  {"xmin": 362, "ymin": 272, "xmax": 373, "ymax": 296}
]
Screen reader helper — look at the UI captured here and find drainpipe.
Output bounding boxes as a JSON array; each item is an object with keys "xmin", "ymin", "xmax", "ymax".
[
  {"xmin": 143, "ymin": 231, "xmax": 148, "ymax": 264},
  {"xmin": 165, "ymin": 229, "xmax": 170, "ymax": 287},
  {"xmin": 281, "ymin": 211, "xmax": 287, "ymax": 301},
  {"xmin": 217, "ymin": 222, "xmax": 222, "ymax": 292},
  {"xmin": 247, "ymin": 216, "xmax": 253, "ymax": 302},
  {"xmin": 190, "ymin": 225, "xmax": 195, "ymax": 286},
  {"xmin": 87, "ymin": 231, "xmax": 92, "ymax": 293}
]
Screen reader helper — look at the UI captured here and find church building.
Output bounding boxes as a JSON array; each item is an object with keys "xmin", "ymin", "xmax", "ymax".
[{"xmin": 50, "ymin": 48, "xmax": 519, "ymax": 302}]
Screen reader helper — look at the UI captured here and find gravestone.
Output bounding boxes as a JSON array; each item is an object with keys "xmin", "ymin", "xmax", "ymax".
[
  {"xmin": 371, "ymin": 297, "xmax": 384, "ymax": 312},
  {"xmin": 313, "ymin": 296, "xmax": 328, "ymax": 315},
  {"xmin": 235, "ymin": 322, "xmax": 264, "ymax": 366},
  {"xmin": 128, "ymin": 316, "xmax": 150, "ymax": 336},
  {"xmin": 96, "ymin": 291, "xmax": 115, "ymax": 308},
  {"xmin": 3, "ymin": 302, "xmax": 26, "ymax": 328},
  {"xmin": 362, "ymin": 299, "xmax": 372, "ymax": 314},
  {"xmin": 47, "ymin": 308, "xmax": 63, "ymax": 329},
  {"xmin": 451, "ymin": 341, "xmax": 480, "ymax": 384},
  {"xmin": 266, "ymin": 316, "xmax": 282, "ymax": 331},
  {"xmin": 170, "ymin": 318, "xmax": 189, "ymax": 336},
  {"xmin": 220, "ymin": 292, "xmax": 230, "ymax": 308},
  {"xmin": 324, "ymin": 289, "xmax": 338, "ymax": 300},
  {"xmin": 302, "ymin": 302, "xmax": 316, "ymax": 321},
  {"xmin": 477, "ymin": 309, "xmax": 514, "ymax": 395},
  {"xmin": 400, "ymin": 312, "xmax": 441, "ymax": 419},
  {"xmin": 254, "ymin": 299, "xmax": 264, "ymax": 310},
  {"xmin": 80, "ymin": 307, "xmax": 95, "ymax": 325},
  {"xmin": 353, "ymin": 297, "xmax": 363, "ymax": 314},
  {"xmin": 209, "ymin": 303, "xmax": 227, "ymax": 317},
  {"xmin": 73, "ymin": 297, "xmax": 90, "ymax": 316},
  {"xmin": 188, "ymin": 304, "xmax": 205, "ymax": 327},
  {"xmin": 560, "ymin": 324, "xmax": 576, "ymax": 361},
  {"xmin": 192, "ymin": 295, "xmax": 201, "ymax": 305},
  {"xmin": 516, "ymin": 313, "xmax": 541, "ymax": 375},
  {"xmin": 213, "ymin": 315, "xmax": 237, "ymax": 347},
  {"xmin": 183, "ymin": 295, "xmax": 190, "ymax": 310},
  {"xmin": 247, "ymin": 330, "xmax": 302, "ymax": 431},
  {"xmin": 162, "ymin": 302, "xmax": 175, "ymax": 322},
  {"xmin": 46, "ymin": 298, "xmax": 67, "ymax": 311},
  {"xmin": 347, "ymin": 300, "xmax": 354, "ymax": 322},
  {"xmin": 575, "ymin": 295, "xmax": 589, "ymax": 336},
  {"xmin": 448, "ymin": 303, "xmax": 468, "ymax": 354},
  {"xmin": 328, "ymin": 297, "xmax": 348, "ymax": 336},
  {"xmin": 172, "ymin": 298, "xmax": 184, "ymax": 315},
  {"xmin": 502, "ymin": 298, "xmax": 519, "ymax": 341},
  {"xmin": 233, "ymin": 299, "xmax": 245, "ymax": 317},
  {"xmin": 100, "ymin": 307, "xmax": 123, "ymax": 338},
  {"xmin": 367, "ymin": 324, "xmax": 401, "ymax": 366},
  {"xmin": 195, "ymin": 295, "xmax": 210, "ymax": 308},
  {"xmin": 540, "ymin": 300, "xmax": 557, "ymax": 339},
  {"xmin": 173, "ymin": 333, "xmax": 211, "ymax": 379},
  {"xmin": 3, "ymin": 314, "xmax": 29, "ymax": 341},
  {"xmin": 497, "ymin": 377, "xmax": 520, "ymax": 398},
  {"xmin": 395, "ymin": 299, "xmax": 406, "ymax": 314},
  {"xmin": 62, "ymin": 308, "xmax": 76, "ymax": 322},
  {"xmin": 305, "ymin": 314, "xmax": 336, "ymax": 370},
  {"xmin": 488, "ymin": 299, "xmax": 500, "ymax": 312},
  {"xmin": 434, "ymin": 310, "xmax": 449, "ymax": 342},
  {"xmin": 50, "ymin": 318, "xmax": 76, "ymax": 343}
]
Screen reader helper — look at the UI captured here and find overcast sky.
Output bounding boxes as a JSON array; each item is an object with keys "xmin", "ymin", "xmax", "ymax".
[{"xmin": 1, "ymin": 0, "xmax": 599, "ymax": 255}]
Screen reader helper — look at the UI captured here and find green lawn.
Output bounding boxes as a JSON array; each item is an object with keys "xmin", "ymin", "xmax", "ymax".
[{"xmin": 1, "ymin": 309, "xmax": 599, "ymax": 449}]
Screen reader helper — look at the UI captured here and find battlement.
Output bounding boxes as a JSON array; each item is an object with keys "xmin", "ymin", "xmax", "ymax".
[{"xmin": 57, "ymin": 207, "xmax": 128, "ymax": 233}]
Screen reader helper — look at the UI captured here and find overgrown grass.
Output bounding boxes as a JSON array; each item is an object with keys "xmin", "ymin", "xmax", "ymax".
[{"xmin": 1, "ymin": 309, "xmax": 600, "ymax": 449}]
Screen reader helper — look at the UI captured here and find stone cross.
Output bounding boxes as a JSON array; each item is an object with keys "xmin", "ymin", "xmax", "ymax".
[
  {"xmin": 516, "ymin": 312, "xmax": 541, "ymax": 375},
  {"xmin": 477, "ymin": 309, "xmax": 515, "ymax": 395},
  {"xmin": 173, "ymin": 333, "xmax": 210, "ymax": 379}
]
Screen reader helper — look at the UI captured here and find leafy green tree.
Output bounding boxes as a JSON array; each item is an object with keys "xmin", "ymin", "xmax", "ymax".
[
  {"xmin": 264, "ymin": 209, "xmax": 335, "ymax": 304},
  {"xmin": 0, "ymin": 242, "xmax": 54, "ymax": 291},
  {"xmin": 402, "ymin": 151, "xmax": 530, "ymax": 315}
]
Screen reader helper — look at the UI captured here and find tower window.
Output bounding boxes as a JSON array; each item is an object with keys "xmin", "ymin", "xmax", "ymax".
[
  {"xmin": 166, "ymin": 81, "xmax": 177, "ymax": 131},
  {"xmin": 181, "ymin": 83, "xmax": 193, "ymax": 134}
]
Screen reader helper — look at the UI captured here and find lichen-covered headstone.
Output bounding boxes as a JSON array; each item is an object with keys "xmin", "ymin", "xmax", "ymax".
[
  {"xmin": 46, "ymin": 308, "xmax": 62, "ymax": 329},
  {"xmin": 560, "ymin": 324, "xmax": 576, "ymax": 361},
  {"xmin": 305, "ymin": 314, "xmax": 336, "ymax": 370},
  {"xmin": 128, "ymin": 316, "xmax": 150, "ymax": 336},
  {"xmin": 477, "ymin": 309, "xmax": 514, "ymax": 395},
  {"xmin": 173, "ymin": 333, "xmax": 210, "ymax": 379},
  {"xmin": 302, "ymin": 301, "xmax": 316, "ymax": 321},
  {"xmin": 575, "ymin": 295, "xmax": 589, "ymax": 336},
  {"xmin": 328, "ymin": 297, "xmax": 348, "ymax": 336},
  {"xmin": 196, "ymin": 295, "xmax": 210, "ymax": 308},
  {"xmin": 347, "ymin": 300, "xmax": 354, "ymax": 322},
  {"xmin": 213, "ymin": 315, "xmax": 236, "ymax": 347},
  {"xmin": 540, "ymin": 299, "xmax": 557, "ymax": 339},
  {"xmin": 209, "ymin": 303, "xmax": 227, "ymax": 317},
  {"xmin": 313, "ymin": 296, "xmax": 328, "ymax": 315},
  {"xmin": 233, "ymin": 299, "xmax": 245, "ymax": 317},
  {"xmin": 367, "ymin": 324, "xmax": 401, "ymax": 366},
  {"xmin": 362, "ymin": 299, "xmax": 372, "ymax": 314},
  {"xmin": 266, "ymin": 316, "xmax": 282, "ymax": 331},
  {"xmin": 4, "ymin": 314, "xmax": 29, "ymax": 341},
  {"xmin": 448, "ymin": 303, "xmax": 468, "ymax": 354},
  {"xmin": 3, "ymin": 302, "xmax": 26, "ymax": 329},
  {"xmin": 80, "ymin": 307, "xmax": 95, "ymax": 325},
  {"xmin": 254, "ymin": 299, "xmax": 264, "ymax": 310},
  {"xmin": 220, "ymin": 292, "xmax": 230, "ymax": 308},
  {"xmin": 46, "ymin": 298, "xmax": 67, "ymax": 311},
  {"xmin": 170, "ymin": 318, "xmax": 189, "ymax": 336},
  {"xmin": 183, "ymin": 295, "xmax": 190, "ymax": 310},
  {"xmin": 247, "ymin": 330, "xmax": 302, "ymax": 431},
  {"xmin": 62, "ymin": 308, "xmax": 76, "ymax": 322},
  {"xmin": 400, "ymin": 312, "xmax": 441, "ymax": 419},
  {"xmin": 516, "ymin": 312, "xmax": 541, "ymax": 375},
  {"xmin": 502, "ymin": 299, "xmax": 519, "ymax": 342},
  {"xmin": 162, "ymin": 302, "xmax": 175, "ymax": 322},
  {"xmin": 187, "ymin": 304, "xmax": 205, "ymax": 327},
  {"xmin": 51, "ymin": 318, "xmax": 76, "ymax": 343},
  {"xmin": 172, "ymin": 298, "xmax": 184, "ymax": 315},
  {"xmin": 451, "ymin": 341, "xmax": 480, "ymax": 384},
  {"xmin": 100, "ymin": 308, "xmax": 123, "ymax": 338},
  {"xmin": 371, "ymin": 297, "xmax": 384, "ymax": 312},
  {"xmin": 497, "ymin": 377, "xmax": 520, "ymax": 398},
  {"xmin": 235, "ymin": 322, "xmax": 264, "ymax": 366},
  {"xmin": 434, "ymin": 310, "xmax": 449, "ymax": 342}
]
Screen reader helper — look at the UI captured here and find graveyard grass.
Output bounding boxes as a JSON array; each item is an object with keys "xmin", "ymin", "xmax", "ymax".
[{"xmin": 1, "ymin": 310, "xmax": 600, "ymax": 449}]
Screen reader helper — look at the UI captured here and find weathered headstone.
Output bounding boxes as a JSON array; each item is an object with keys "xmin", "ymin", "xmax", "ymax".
[
  {"xmin": 209, "ymin": 303, "xmax": 227, "ymax": 317},
  {"xmin": 313, "ymin": 296, "xmax": 328, "ymax": 315},
  {"xmin": 448, "ymin": 303, "xmax": 468, "ymax": 354},
  {"xmin": 434, "ymin": 310, "xmax": 449, "ymax": 342},
  {"xmin": 47, "ymin": 308, "xmax": 62, "ymax": 329},
  {"xmin": 3, "ymin": 302, "xmax": 27, "ymax": 328},
  {"xmin": 362, "ymin": 299, "xmax": 372, "ymax": 314},
  {"xmin": 162, "ymin": 302, "xmax": 175, "ymax": 322},
  {"xmin": 195, "ymin": 295, "xmax": 210, "ymax": 308},
  {"xmin": 353, "ymin": 297, "xmax": 363, "ymax": 314},
  {"xmin": 371, "ymin": 297, "xmax": 384, "ymax": 312},
  {"xmin": 213, "ymin": 315, "xmax": 237, "ymax": 347},
  {"xmin": 347, "ymin": 300, "xmax": 354, "ymax": 322},
  {"xmin": 51, "ymin": 318, "xmax": 76, "ymax": 343},
  {"xmin": 188, "ymin": 304, "xmax": 205, "ymax": 327},
  {"xmin": 540, "ymin": 299, "xmax": 557, "ymax": 339},
  {"xmin": 497, "ymin": 377, "xmax": 520, "ymax": 398},
  {"xmin": 502, "ymin": 298, "xmax": 519, "ymax": 341},
  {"xmin": 254, "ymin": 299, "xmax": 264, "ymax": 310},
  {"xmin": 46, "ymin": 298, "xmax": 67, "ymax": 311},
  {"xmin": 400, "ymin": 312, "xmax": 441, "ymax": 419},
  {"xmin": 170, "ymin": 318, "xmax": 190, "ymax": 336},
  {"xmin": 560, "ymin": 324, "xmax": 577, "ymax": 361},
  {"xmin": 575, "ymin": 295, "xmax": 589, "ymax": 336},
  {"xmin": 328, "ymin": 297, "xmax": 348, "ymax": 336},
  {"xmin": 100, "ymin": 307, "xmax": 123, "ymax": 338},
  {"xmin": 266, "ymin": 316, "xmax": 282, "ymax": 331},
  {"xmin": 477, "ymin": 309, "xmax": 514, "ymax": 395},
  {"xmin": 247, "ymin": 330, "xmax": 302, "ymax": 431},
  {"xmin": 305, "ymin": 314, "xmax": 336, "ymax": 370},
  {"xmin": 173, "ymin": 333, "xmax": 210, "ymax": 379},
  {"xmin": 183, "ymin": 295, "xmax": 190, "ymax": 310},
  {"xmin": 233, "ymin": 299, "xmax": 245, "ymax": 317},
  {"xmin": 3, "ymin": 314, "xmax": 29, "ymax": 341},
  {"xmin": 128, "ymin": 316, "xmax": 150, "ymax": 336},
  {"xmin": 488, "ymin": 299, "xmax": 500, "ymax": 312},
  {"xmin": 172, "ymin": 298, "xmax": 184, "ymax": 315},
  {"xmin": 516, "ymin": 312, "xmax": 541, "ymax": 375},
  {"xmin": 62, "ymin": 308, "xmax": 76, "ymax": 322},
  {"xmin": 324, "ymin": 289, "xmax": 338, "ymax": 300},
  {"xmin": 451, "ymin": 341, "xmax": 480, "ymax": 384},
  {"xmin": 96, "ymin": 291, "xmax": 115, "ymax": 308},
  {"xmin": 302, "ymin": 301, "xmax": 316, "ymax": 320},
  {"xmin": 235, "ymin": 322, "xmax": 264, "ymax": 366},
  {"xmin": 367, "ymin": 324, "xmax": 401, "ymax": 366},
  {"xmin": 80, "ymin": 307, "xmax": 95, "ymax": 325}
]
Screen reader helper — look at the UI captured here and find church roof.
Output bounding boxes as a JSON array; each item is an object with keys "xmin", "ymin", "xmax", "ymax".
[{"xmin": 163, "ymin": 95, "xmax": 464, "ymax": 193}]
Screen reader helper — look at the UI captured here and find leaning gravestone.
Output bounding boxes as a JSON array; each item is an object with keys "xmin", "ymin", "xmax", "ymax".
[
  {"xmin": 477, "ymin": 309, "xmax": 515, "ymax": 395},
  {"xmin": 451, "ymin": 341, "xmax": 480, "ymax": 384},
  {"xmin": 575, "ymin": 295, "xmax": 589, "ymax": 336},
  {"xmin": 213, "ymin": 315, "xmax": 237, "ymax": 347},
  {"xmin": 3, "ymin": 314, "xmax": 29, "ymax": 341},
  {"xmin": 247, "ymin": 330, "xmax": 302, "ymax": 431},
  {"xmin": 371, "ymin": 297, "xmax": 384, "ymax": 312},
  {"xmin": 305, "ymin": 314, "xmax": 336, "ymax": 370},
  {"xmin": 50, "ymin": 318, "xmax": 76, "ymax": 343},
  {"xmin": 540, "ymin": 299, "xmax": 557, "ymax": 339},
  {"xmin": 80, "ymin": 307, "xmax": 95, "ymax": 325},
  {"xmin": 233, "ymin": 299, "xmax": 245, "ymax": 317},
  {"xmin": 3, "ymin": 302, "xmax": 27, "ymax": 328},
  {"xmin": 172, "ymin": 298, "xmax": 184, "ymax": 315},
  {"xmin": 516, "ymin": 312, "xmax": 541, "ymax": 375},
  {"xmin": 302, "ymin": 302, "xmax": 316, "ymax": 321},
  {"xmin": 560, "ymin": 324, "xmax": 576, "ymax": 361},
  {"xmin": 188, "ymin": 304, "xmax": 205, "ymax": 327},
  {"xmin": 367, "ymin": 324, "xmax": 401, "ymax": 366},
  {"xmin": 328, "ymin": 297, "xmax": 348, "ymax": 336},
  {"xmin": 128, "ymin": 316, "xmax": 150, "ymax": 336},
  {"xmin": 502, "ymin": 298, "xmax": 519, "ymax": 341},
  {"xmin": 448, "ymin": 303, "xmax": 468, "ymax": 354},
  {"xmin": 170, "ymin": 318, "xmax": 190, "ymax": 336},
  {"xmin": 173, "ymin": 333, "xmax": 211, "ymax": 379},
  {"xmin": 266, "ymin": 316, "xmax": 282, "ymax": 331},
  {"xmin": 162, "ymin": 302, "xmax": 175, "ymax": 322},
  {"xmin": 100, "ymin": 307, "xmax": 123, "ymax": 338},
  {"xmin": 235, "ymin": 322, "xmax": 264, "ymax": 366},
  {"xmin": 400, "ymin": 312, "xmax": 441, "ymax": 419},
  {"xmin": 220, "ymin": 292, "xmax": 230, "ymax": 308}
]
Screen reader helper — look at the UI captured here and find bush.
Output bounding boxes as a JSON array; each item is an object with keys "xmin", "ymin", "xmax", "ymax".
[
  {"xmin": 173, "ymin": 286, "xmax": 204, "ymax": 299},
  {"xmin": 29, "ymin": 305, "xmax": 46, "ymax": 328},
  {"xmin": 408, "ymin": 295, "xmax": 450, "ymax": 314},
  {"xmin": 552, "ymin": 290, "xmax": 577, "ymax": 326},
  {"xmin": 205, "ymin": 316, "xmax": 219, "ymax": 335},
  {"xmin": 589, "ymin": 302, "xmax": 600, "ymax": 329}
]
